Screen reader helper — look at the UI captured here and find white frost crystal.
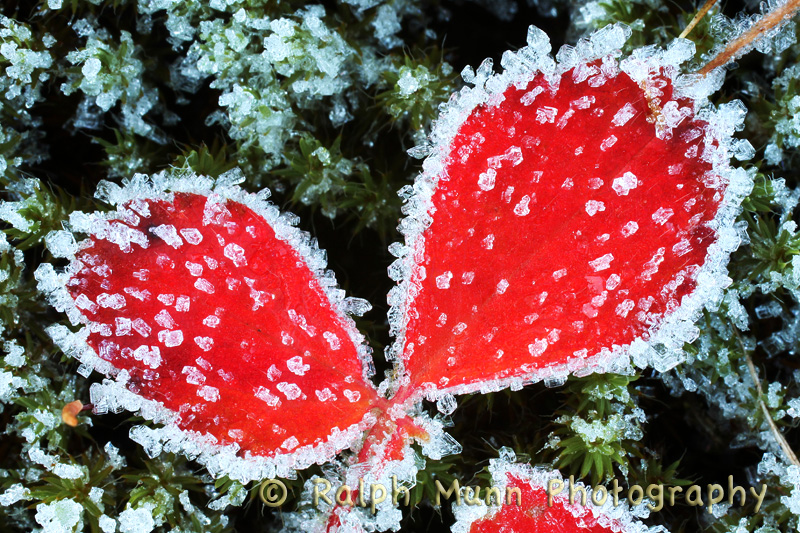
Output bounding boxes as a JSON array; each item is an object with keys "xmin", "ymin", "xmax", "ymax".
[
  {"xmin": 118, "ymin": 505, "xmax": 155, "ymax": 533},
  {"xmin": 0, "ymin": 484, "xmax": 30, "ymax": 506},
  {"xmin": 35, "ymin": 499, "xmax": 84, "ymax": 533},
  {"xmin": 612, "ymin": 172, "xmax": 638, "ymax": 195}
]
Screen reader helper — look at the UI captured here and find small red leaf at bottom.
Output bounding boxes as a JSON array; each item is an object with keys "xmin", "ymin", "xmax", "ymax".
[{"xmin": 453, "ymin": 460, "xmax": 647, "ymax": 533}]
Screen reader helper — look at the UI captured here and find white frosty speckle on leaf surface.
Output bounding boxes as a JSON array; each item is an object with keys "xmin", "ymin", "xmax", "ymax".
[
  {"xmin": 612, "ymin": 102, "xmax": 637, "ymax": 126},
  {"xmin": 600, "ymin": 135, "xmax": 618, "ymax": 151},
  {"xmin": 179, "ymin": 227, "xmax": 203, "ymax": 244},
  {"xmin": 154, "ymin": 309, "xmax": 175, "ymax": 328},
  {"xmin": 97, "ymin": 293, "xmax": 126, "ymax": 309},
  {"xmin": 315, "ymin": 388, "xmax": 336, "ymax": 401},
  {"xmin": 589, "ymin": 254, "xmax": 614, "ymax": 272},
  {"xmin": 323, "ymin": 331, "xmax": 341, "ymax": 350},
  {"xmin": 622, "ymin": 221, "xmax": 639, "ymax": 237},
  {"xmin": 182, "ymin": 366, "xmax": 205, "ymax": 385},
  {"xmin": 255, "ymin": 386, "xmax": 281, "ymax": 407},
  {"xmin": 194, "ymin": 336, "xmax": 214, "ymax": 351},
  {"xmin": 513, "ymin": 195, "xmax": 531, "ymax": 216},
  {"xmin": 198, "ymin": 385, "xmax": 220, "ymax": 402},
  {"xmin": 157, "ymin": 329, "xmax": 183, "ymax": 347},
  {"xmin": 287, "ymin": 355, "xmax": 310, "ymax": 376},
  {"xmin": 612, "ymin": 172, "xmax": 638, "ymax": 195},
  {"xmin": 342, "ymin": 389, "xmax": 362, "ymax": 403},
  {"xmin": 185, "ymin": 261, "xmax": 203, "ymax": 276},
  {"xmin": 223, "ymin": 242, "xmax": 247, "ymax": 266},
  {"xmin": 652, "ymin": 207, "xmax": 674, "ymax": 225},
  {"xmin": 176, "ymin": 296, "xmax": 190, "ymax": 312},
  {"xmin": 277, "ymin": 382, "xmax": 305, "ymax": 400},
  {"xmin": 585, "ymin": 200, "xmax": 605, "ymax": 216},
  {"xmin": 194, "ymin": 278, "xmax": 215, "ymax": 294},
  {"xmin": 496, "ymin": 279, "xmax": 509, "ymax": 294},
  {"xmin": 149, "ymin": 224, "xmax": 183, "ymax": 248},
  {"xmin": 478, "ymin": 169, "xmax": 496, "ymax": 191},
  {"xmin": 528, "ymin": 339, "xmax": 548, "ymax": 357}
]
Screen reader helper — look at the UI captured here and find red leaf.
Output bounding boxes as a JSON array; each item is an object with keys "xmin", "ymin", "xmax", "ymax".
[
  {"xmin": 391, "ymin": 38, "xmax": 741, "ymax": 401},
  {"xmin": 466, "ymin": 481, "xmax": 615, "ymax": 533},
  {"xmin": 40, "ymin": 181, "xmax": 381, "ymax": 477},
  {"xmin": 452, "ymin": 458, "xmax": 644, "ymax": 533}
]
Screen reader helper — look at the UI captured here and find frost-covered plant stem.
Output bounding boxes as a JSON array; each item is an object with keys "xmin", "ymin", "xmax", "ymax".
[
  {"xmin": 678, "ymin": 0, "xmax": 718, "ymax": 39},
  {"xmin": 736, "ymin": 331, "xmax": 800, "ymax": 467},
  {"xmin": 699, "ymin": 0, "xmax": 800, "ymax": 74}
]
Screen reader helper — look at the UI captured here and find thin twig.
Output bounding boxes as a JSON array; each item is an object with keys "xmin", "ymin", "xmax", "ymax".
[
  {"xmin": 679, "ymin": 0, "xmax": 719, "ymax": 39},
  {"xmin": 699, "ymin": 0, "xmax": 800, "ymax": 75},
  {"xmin": 735, "ymin": 332, "xmax": 800, "ymax": 467}
]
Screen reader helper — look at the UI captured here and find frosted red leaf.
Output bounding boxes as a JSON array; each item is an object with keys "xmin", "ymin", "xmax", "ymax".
[
  {"xmin": 466, "ymin": 477, "xmax": 618, "ymax": 533},
  {"xmin": 389, "ymin": 34, "xmax": 743, "ymax": 403},
  {"xmin": 40, "ymin": 183, "xmax": 381, "ymax": 476},
  {"xmin": 451, "ymin": 455, "xmax": 660, "ymax": 533}
]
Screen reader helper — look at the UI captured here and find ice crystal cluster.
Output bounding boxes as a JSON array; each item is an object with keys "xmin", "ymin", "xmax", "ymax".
[{"xmin": 0, "ymin": 0, "xmax": 799, "ymax": 532}]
